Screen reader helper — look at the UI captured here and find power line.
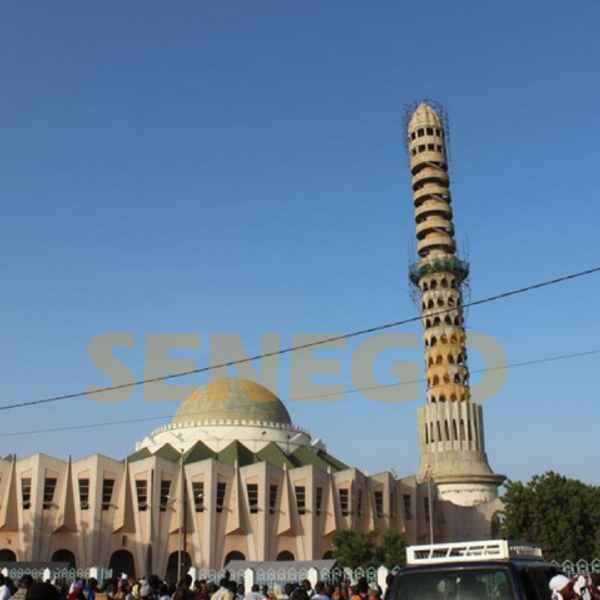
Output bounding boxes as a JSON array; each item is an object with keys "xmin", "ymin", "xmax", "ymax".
[
  {"xmin": 1, "ymin": 265, "xmax": 599, "ymax": 413},
  {"xmin": 2, "ymin": 347, "xmax": 598, "ymax": 438}
]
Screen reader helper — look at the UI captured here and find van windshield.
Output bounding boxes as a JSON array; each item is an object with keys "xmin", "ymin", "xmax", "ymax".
[{"xmin": 394, "ymin": 567, "xmax": 514, "ymax": 600}]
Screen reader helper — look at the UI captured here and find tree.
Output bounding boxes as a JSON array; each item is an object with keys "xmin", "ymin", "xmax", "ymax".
[
  {"xmin": 332, "ymin": 529, "xmax": 407, "ymax": 568},
  {"xmin": 375, "ymin": 528, "xmax": 407, "ymax": 568},
  {"xmin": 332, "ymin": 530, "xmax": 376, "ymax": 568},
  {"xmin": 501, "ymin": 471, "xmax": 600, "ymax": 562}
]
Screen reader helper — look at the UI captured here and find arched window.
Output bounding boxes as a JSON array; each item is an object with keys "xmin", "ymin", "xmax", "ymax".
[
  {"xmin": 224, "ymin": 551, "xmax": 246, "ymax": 566},
  {"xmin": 277, "ymin": 551, "xmax": 295, "ymax": 561},
  {"xmin": 165, "ymin": 551, "xmax": 191, "ymax": 586},
  {"xmin": 52, "ymin": 549, "xmax": 75, "ymax": 569},
  {"xmin": 109, "ymin": 550, "xmax": 135, "ymax": 580},
  {"xmin": 0, "ymin": 549, "xmax": 16, "ymax": 563}
]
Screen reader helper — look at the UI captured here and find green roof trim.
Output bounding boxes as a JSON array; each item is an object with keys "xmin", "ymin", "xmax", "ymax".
[
  {"xmin": 256, "ymin": 442, "xmax": 295, "ymax": 470},
  {"xmin": 289, "ymin": 446, "xmax": 339, "ymax": 472},
  {"xmin": 154, "ymin": 443, "xmax": 183, "ymax": 462},
  {"xmin": 217, "ymin": 440, "xmax": 257, "ymax": 468},
  {"xmin": 317, "ymin": 450, "xmax": 349, "ymax": 471},
  {"xmin": 183, "ymin": 441, "xmax": 216, "ymax": 464},
  {"xmin": 127, "ymin": 447, "xmax": 152, "ymax": 463}
]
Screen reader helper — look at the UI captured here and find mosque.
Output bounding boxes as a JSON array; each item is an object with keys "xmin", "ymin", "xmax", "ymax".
[{"xmin": 0, "ymin": 102, "xmax": 504, "ymax": 579}]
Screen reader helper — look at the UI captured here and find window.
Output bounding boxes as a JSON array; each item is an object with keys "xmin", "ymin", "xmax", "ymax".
[
  {"xmin": 374, "ymin": 490, "xmax": 384, "ymax": 518},
  {"xmin": 22, "ymin": 477, "xmax": 32, "ymax": 510},
  {"xmin": 426, "ymin": 127, "xmax": 433, "ymax": 135},
  {"xmin": 403, "ymin": 494, "xmax": 412, "ymax": 520},
  {"xmin": 427, "ymin": 143, "xmax": 435, "ymax": 151},
  {"xmin": 424, "ymin": 497, "xmax": 431, "ymax": 522},
  {"xmin": 356, "ymin": 490, "xmax": 363, "ymax": 517},
  {"xmin": 43, "ymin": 477, "xmax": 57, "ymax": 510},
  {"xmin": 339, "ymin": 489, "xmax": 350, "ymax": 517},
  {"xmin": 159, "ymin": 480, "xmax": 171, "ymax": 512},
  {"xmin": 295, "ymin": 486, "xmax": 306, "ymax": 515},
  {"xmin": 390, "ymin": 491, "xmax": 396, "ymax": 518},
  {"xmin": 315, "ymin": 487, "xmax": 323, "ymax": 516},
  {"xmin": 417, "ymin": 128, "xmax": 424, "ymax": 137},
  {"xmin": 247, "ymin": 483, "xmax": 259, "ymax": 514},
  {"xmin": 101, "ymin": 479, "xmax": 115, "ymax": 511},
  {"xmin": 435, "ymin": 128, "xmax": 441, "ymax": 136},
  {"xmin": 79, "ymin": 478, "xmax": 90, "ymax": 510},
  {"xmin": 411, "ymin": 132, "xmax": 416, "ymax": 140},
  {"xmin": 269, "ymin": 484, "xmax": 278, "ymax": 514},
  {"xmin": 216, "ymin": 482, "xmax": 227, "ymax": 513},
  {"xmin": 135, "ymin": 480, "xmax": 148, "ymax": 511},
  {"xmin": 418, "ymin": 144, "xmax": 425, "ymax": 152},
  {"xmin": 192, "ymin": 482, "xmax": 205, "ymax": 512}
]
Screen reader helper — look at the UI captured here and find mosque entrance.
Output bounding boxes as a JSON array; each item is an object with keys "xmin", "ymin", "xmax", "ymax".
[{"xmin": 109, "ymin": 550, "xmax": 136, "ymax": 580}]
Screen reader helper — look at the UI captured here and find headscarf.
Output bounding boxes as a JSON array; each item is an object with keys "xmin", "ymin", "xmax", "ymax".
[{"xmin": 549, "ymin": 575, "xmax": 572, "ymax": 600}]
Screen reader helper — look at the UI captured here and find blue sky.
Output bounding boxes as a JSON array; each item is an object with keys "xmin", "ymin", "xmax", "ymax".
[{"xmin": 1, "ymin": 0, "xmax": 599, "ymax": 486}]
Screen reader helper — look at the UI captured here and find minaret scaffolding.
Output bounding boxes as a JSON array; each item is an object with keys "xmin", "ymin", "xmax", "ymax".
[{"xmin": 406, "ymin": 102, "xmax": 504, "ymax": 507}]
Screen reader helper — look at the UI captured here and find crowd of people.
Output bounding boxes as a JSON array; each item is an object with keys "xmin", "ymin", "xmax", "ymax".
[
  {"xmin": 550, "ymin": 573, "xmax": 600, "ymax": 600},
  {"xmin": 0, "ymin": 572, "xmax": 389, "ymax": 600},
  {"xmin": 8, "ymin": 568, "xmax": 600, "ymax": 600}
]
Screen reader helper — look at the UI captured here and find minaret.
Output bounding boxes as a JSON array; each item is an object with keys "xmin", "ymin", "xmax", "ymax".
[{"xmin": 407, "ymin": 102, "xmax": 504, "ymax": 507}]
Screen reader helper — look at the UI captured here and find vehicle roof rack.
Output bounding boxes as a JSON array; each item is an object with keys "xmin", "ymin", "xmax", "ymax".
[{"xmin": 406, "ymin": 540, "xmax": 544, "ymax": 565}]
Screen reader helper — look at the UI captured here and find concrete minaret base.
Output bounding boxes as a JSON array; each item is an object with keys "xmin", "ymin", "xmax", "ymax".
[{"xmin": 417, "ymin": 403, "xmax": 504, "ymax": 507}]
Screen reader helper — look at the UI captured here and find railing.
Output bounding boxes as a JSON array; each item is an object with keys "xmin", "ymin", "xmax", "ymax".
[
  {"xmin": 0, "ymin": 566, "xmax": 113, "ymax": 585},
  {"xmin": 550, "ymin": 559, "xmax": 600, "ymax": 576}
]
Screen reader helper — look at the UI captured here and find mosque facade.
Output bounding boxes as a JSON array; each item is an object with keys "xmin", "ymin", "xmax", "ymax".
[
  {"xmin": 0, "ymin": 102, "xmax": 503, "ymax": 579},
  {"xmin": 0, "ymin": 378, "xmax": 427, "ymax": 578}
]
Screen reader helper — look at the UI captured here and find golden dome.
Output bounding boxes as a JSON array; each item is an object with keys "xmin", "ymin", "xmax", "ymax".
[
  {"xmin": 172, "ymin": 377, "xmax": 292, "ymax": 426},
  {"xmin": 408, "ymin": 101, "xmax": 443, "ymax": 131}
]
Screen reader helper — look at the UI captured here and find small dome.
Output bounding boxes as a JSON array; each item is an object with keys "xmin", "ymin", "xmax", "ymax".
[
  {"xmin": 172, "ymin": 378, "xmax": 292, "ymax": 426},
  {"xmin": 408, "ymin": 102, "xmax": 443, "ymax": 130}
]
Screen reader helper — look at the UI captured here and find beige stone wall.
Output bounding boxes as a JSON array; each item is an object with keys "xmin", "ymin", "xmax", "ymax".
[{"xmin": 0, "ymin": 453, "xmax": 444, "ymax": 576}]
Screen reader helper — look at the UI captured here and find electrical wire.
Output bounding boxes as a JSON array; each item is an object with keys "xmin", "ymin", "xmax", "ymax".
[
  {"xmin": 2, "ymin": 347, "xmax": 598, "ymax": 438},
  {"xmin": 1, "ymin": 265, "xmax": 599, "ymax": 412}
]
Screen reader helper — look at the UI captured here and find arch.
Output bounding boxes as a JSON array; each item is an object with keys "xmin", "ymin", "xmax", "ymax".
[
  {"xmin": 109, "ymin": 550, "xmax": 136, "ymax": 580},
  {"xmin": 428, "ymin": 299, "xmax": 434, "ymax": 309},
  {"xmin": 165, "ymin": 551, "xmax": 192, "ymax": 585},
  {"xmin": 0, "ymin": 549, "xmax": 16, "ymax": 563},
  {"xmin": 447, "ymin": 297, "xmax": 455, "ymax": 307},
  {"xmin": 51, "ymin": 549, "xmax": 75, "ymax": 568},
  {"xmin": 437, "ymin": 297, "xmax": 444, "ymax": 307},
  {"xmin": 435, "ymin": 355, "xmax": 443, "ymax": 365},
  {"xmin": 224, "ymin": 551, "xmax": 245, "ymax": 566},
  {"xmin": 322, "ymin": 551, "xmax": 334, "ymax": 560},
  {"xmin": 276, "ymin": 551, "xmax": 295, "ymax": 561},
  {"xmin": 441, "ymin": 279, "xmax": 448, "ymax": 288}
]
